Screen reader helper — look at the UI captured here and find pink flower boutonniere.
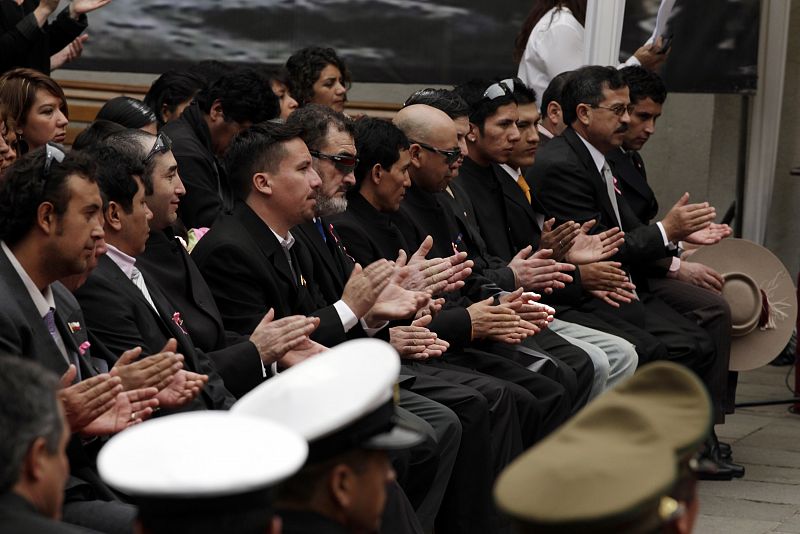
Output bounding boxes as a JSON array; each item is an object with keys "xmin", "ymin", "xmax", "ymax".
[
  {"xmin": 78, "ymin": 341, "xmax": 91, "ymax": 356},
  {"xmin": 172, "ymin": 312, "xmax": 188, "ymax": 335},
  {"xmin": 68, "ymin": 321, "xmax": 81, "ymax": 333}
]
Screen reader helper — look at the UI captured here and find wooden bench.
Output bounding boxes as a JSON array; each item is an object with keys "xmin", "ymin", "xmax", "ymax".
[{"xmin": 60, "ymin": 79, "xmax": 401, "ymax": 145}]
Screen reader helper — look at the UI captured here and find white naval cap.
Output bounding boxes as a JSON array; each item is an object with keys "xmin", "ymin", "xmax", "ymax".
[
  {"xmin": 233, "ymin": 338, "xmax": 424, "ymax": 462},
  {"xmin": 97, "ymin": 411, "xmax": 307, "ymax": 499}
]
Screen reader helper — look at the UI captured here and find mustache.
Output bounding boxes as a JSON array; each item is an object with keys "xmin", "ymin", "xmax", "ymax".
[{"xmin": 614, "ymin": 123, "xmax": 629, "ymax": 134}]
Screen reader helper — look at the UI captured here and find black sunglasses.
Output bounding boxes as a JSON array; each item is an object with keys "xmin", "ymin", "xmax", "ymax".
[
  {"xmin": 482, "ymin": 78, "xmax": 515, "ymax": 101},
  {"xmin": 43, "ymin": 143, "xmax": 65, "ymax": 177},
  {"xmin": 143, "ymin": 131, "xmax": 172, "ymax": 164},
  {"xmin": 410, "ymin": 140, "xmax": 461, "ymax": 166},
  {"xmin": 309, "ymin": 150, "xmax": 359, "ymax": 174}
]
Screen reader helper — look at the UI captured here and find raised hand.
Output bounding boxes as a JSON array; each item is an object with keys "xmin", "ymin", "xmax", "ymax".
[
  {"xmin": 467, "ymin": 297, "xmax": 521, "ymax": 340},
  {"xmin": 156, "ymin": 370, "xmax": 207, "ymax": 409},
  {"xmin": 389, "ymin": 314, "xmax": 447, "ymax": 361},
  {"xmin": 539, "ymin": 218, "xmax": 581, "ymax": 261},
  {"xmin": 58, "ymin": 368, "xmax": 122, "ymax": 431},
  {"xmin": 70, "ymin": 0, "xmax": 112, "ymax": 16},
  {"xmin": 578, "ymin": 262, "xmax": 636, "ymax": 293},
  {"xmin": 660, "ymin": 193, "xmax": 716, "ymax": 242},
  {"xmin": 341, "ymin": 260, "xmax": 393, "ymax": 318},
  {"xmin": 508, "ymin": 246, "xmax": 574, "ymax": 292},
  {"xmin": 279, "ymin": 339, "xmax": 328, "ymax": 369},
  {"xmin": 566, "ymin": 220, "xmax": 625, "ymax": 265},
  {"xmin": 684, "ymin": 223, "xmax": 733, "ymax": 246},
  {"xmin": 249, "ymin": 309, "xmax": 319, "ymax": 365},
  {"xmin": 415, "ymin": 297, "xmax": 445, "ymax": 319},
  {"xmin": 366, "ymin": 278, "xmax": 430, "ymax": 324},
  {"xmin": 110, "ymin": 339, "xmax": 183, "ymax": 391},
  {"xmin": 79, "ymin": 387, "xmax": 159, "ymax": 437},
  {"xmin": 499, "ymin": 288, "xmax": 553, "ymax": 330},
  {"xmin": 50, "ymin": 34, "xmax": 88, "ymax": 71}
]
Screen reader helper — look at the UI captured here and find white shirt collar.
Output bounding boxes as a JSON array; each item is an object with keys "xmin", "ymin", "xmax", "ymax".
[
  {"xmin": 537, "ymin": 123, "xmax": 554, "ymax": 139},
  {"xmin": 574, "ymin": 131, "xmax": 608, "ymax": 175},
  {"xmin": 499, "ymin": 164, "xmax": 522, "ymax": 181},
  {"xmin": 1, "ymin": 241, "xmax": 55, "ymax": 318},
  {"xmin": 105, "ymin": 243, "xmax": 137, "ymax": 279},
  {"xmin": 270, "ymin": 227, "xmax": 295, "ymax": 251}
]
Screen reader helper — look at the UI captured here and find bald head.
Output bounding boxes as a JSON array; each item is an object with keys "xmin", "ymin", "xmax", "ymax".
[{"xmin": 394, "ymin": 104, "xmax": 456, "ymax": 145}]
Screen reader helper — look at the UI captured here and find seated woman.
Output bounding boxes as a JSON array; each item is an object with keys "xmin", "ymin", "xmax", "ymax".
[
  {"xmin": 0, "ymin": 68, "xmax": 68, "ymax": 154},
  {"xmin": 285, "ymin": 46, "xmax": 350, "ymax": 113},
  {"xmin": 143, "ymin": 69, "xmax": 204, "ymax": 128}
]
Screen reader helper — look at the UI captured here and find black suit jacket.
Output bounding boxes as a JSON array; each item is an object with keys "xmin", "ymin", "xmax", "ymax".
[
  {"xmin": 529, "ymin": 127, "xmax": 669, "ymax": 268},
  {"xmin": 162, "ymin": 104, "xmax": 230, "ymax": 229},
  {"xmin": 0, "ymin": 493, "xmax": 99, "ymax": 533},
  {"xmin": 74, "ymin": 255, "xmax": 235, "ymax": 411},
  {"xmin": 192, "ymin": 202, "xmax": 349, "ymax": 347},
  {"xmin": 136, "ymin": 229, "xmax": 263, "ymax": 398},
  {"xmin": 605, "ymin": 148, "xmax": 659, "ymax": 225},
  {"xmin": 0, "ymin": 1, "xmax": 86, "ymax": 75},
  {"xmin": 293, "ymin": 219, "xmax": 355, "ymax": 306}
]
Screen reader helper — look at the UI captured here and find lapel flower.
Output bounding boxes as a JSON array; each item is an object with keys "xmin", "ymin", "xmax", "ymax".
[
  {"xmin": 78, "ymin": 341, "xmax": 91, "ymax": 356},
  {"xmin": 613, "ymin": 176, "xmax": 621, "ymax": 195},
  {"xmin": 172, "ymin": 312, "xmax": 188, "ymax": 335},
  {"xmin": 68, "ymin": 321, "xmax": 81, "ymax": 333}
]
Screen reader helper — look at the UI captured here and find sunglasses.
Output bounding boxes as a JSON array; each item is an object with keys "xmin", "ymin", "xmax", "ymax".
[
  {"xmin": 309, "ymin": 150, "xmax": 359, "ymax": 174},
  {"xmin": 43, "ymin": 143, "xmax": 65, "ymax": 177},
  {"xmin": 143, "ymin": 131, "xmax": 172, "ymax": 164},
  {"xmin": 482, "ymin": 78, "xmax": 515, "ymax": 101},
  {"xmin": 410, "ymin": 140, "xmax": 461, "ymax": 166}
]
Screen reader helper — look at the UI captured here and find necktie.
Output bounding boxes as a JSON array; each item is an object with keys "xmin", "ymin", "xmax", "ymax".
[
  {"xmin": 314, "ymin": 218, "xmax": 327, "ymax": 243},
  {"xmin": 44, "ymin": 307, "xmax": 81, "ymax": 381},
  {"xmin": 131, "ymin": 266, "xmax": 158, "ymax": 311},
  {"xmin": 601, "ymin": 162, "xmax": 622, "ymax": 227},
  {"xmin": 517, "ymin": 174, "xmax": 532, "ymax": 204}
]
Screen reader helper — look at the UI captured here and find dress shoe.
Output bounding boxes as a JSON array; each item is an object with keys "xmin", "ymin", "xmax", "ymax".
[
  {"xmin": 718, "ymin": 441, "xmax": 732, "ymax": 460},
  {"xmin": 695, "ymin": 457, "xmax": 734, "ymax": 481},
  {"xmin": 707, "ymin": 442, "xmax": 745, "ymax": 479}
]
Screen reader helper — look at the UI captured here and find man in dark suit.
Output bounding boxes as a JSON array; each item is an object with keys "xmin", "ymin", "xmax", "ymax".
[
  {"xmin": 0, "ymin": 358, "xmax": 100, "ymax": 533},
  {"xmin": 536, "ymin": 71, "xmax": 572, "ymax": 148},
  {"xmin": 607, "ymin": 65, "xmax": 737, "ymax": 467},
  {"xmin": 528, "ymin": 65, "xmax": 736, "ymax": 476},
  {"xmin": 0, "ymin": 146, "xmax": 151, "ymax": 532},
  {"xmin": 73, "ymin": 145, "xmax": 235, "ymax": 412},
  {"xmin": 103, "ymin": 128, "xmax": 319, "ymax": 399},
  {"xmin": 161, "ymin": 67, "xmax": 278, "ymax": 229}
]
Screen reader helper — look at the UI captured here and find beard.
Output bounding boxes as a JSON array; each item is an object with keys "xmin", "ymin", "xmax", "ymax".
[{"xmin": 315, "ymin": 193, "xmax": 348, "ymax": 217}]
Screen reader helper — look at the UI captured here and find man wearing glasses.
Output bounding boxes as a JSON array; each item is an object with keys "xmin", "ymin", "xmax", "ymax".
[{"xmin": 530, "ymin": 66, "xmax": 728, "ymax": 467}]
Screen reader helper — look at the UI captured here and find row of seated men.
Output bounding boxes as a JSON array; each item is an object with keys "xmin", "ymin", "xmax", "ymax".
[{"xmin": 0, "ymin": 60, "xmax": 739, "ymax": 533}]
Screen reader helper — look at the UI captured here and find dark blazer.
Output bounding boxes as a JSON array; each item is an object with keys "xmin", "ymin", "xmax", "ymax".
[
  {"xmin": 528, "ymin": 127, "xmax": 669, "ymax": 267},
  {"xmin": 0, "ymin": 493, "xmax": 99, "ymax": 533},
  {"xmin": 136, "ymin": 229, "xmax": 263, "ymax": 398},
  {"xmin": 279, "ymin": 510, "xmax": 350, "ymax": 534},
  {"xmin": 0, "ymin": 1, "xmax": 86, "ymax": 75},
  {"xmin": 292, "ymin": 219, "xmax": 355, "ymax": 307},
  {"xmin": 74, "ymin": 254, "xmax": 235, "ymax": 411},
  {"xmin": 162, "ymin": 104, "xmax": 230, "ymax": 229},
  {"xmin": 454, "ymin": 158, "xmax": 584, "ymax": 306},
  {"xmin": 192, "ymin": 202, "xmax": 350, "ymax": 347},
  {"xmin": 0, "ymin": 250, "xmax": 116, "ymax": 502},
  {"xmin": 605, "ymin": 148, "xmax": 659, "ymax": 225}
]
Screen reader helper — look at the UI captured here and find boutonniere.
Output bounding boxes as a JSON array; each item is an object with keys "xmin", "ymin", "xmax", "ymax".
[
  {"xmin": 299, "ymin": 274, "xmax": 307, "ymax": 287},
  {"xmin": 172, "ymin": 312, "xmax": 188, "ymax": 335},
  {"xmin": 68, "ymin": 321, "xmax": 81, "ymax": 333},
  {"xmin": 613, "ymin": 176, "xmax": 621, "ymax": 195},
  {"xmin": 78, "ymin": 341, "xmax": 91, "ymax": 356}
]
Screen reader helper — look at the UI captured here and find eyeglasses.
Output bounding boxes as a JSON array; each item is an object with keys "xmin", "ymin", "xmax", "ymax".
[
  {"xmin": 591, "ymin": 103, "xmax": 636, "ymax": 117},
  {"xmin": 410, "ymin": 140, "xmax": 462, "ymax": 166},
  {"xmin": 143, "ymin": 131, "xmax": 172, "ymax": 164},
  {"xmin": 43, "ymin": 143, "xmax": 65, "ymax": 177},
  {"xmin": 482, "ymin": 78, "xmax": 515, "ymax": 100},
  {"xmin": 309, "ymin": 150, "xmax": 359, "ymax": 174}
]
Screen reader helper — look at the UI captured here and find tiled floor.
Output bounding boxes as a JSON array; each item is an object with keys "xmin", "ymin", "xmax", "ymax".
[{"xmin": 697, "ymin": 364, "xmax": 800, "ymax": 533}]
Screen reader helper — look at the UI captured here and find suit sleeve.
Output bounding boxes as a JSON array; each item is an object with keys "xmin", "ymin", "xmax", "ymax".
[
  {"xmin": 46, "ymin": 7, "xmax": 87, "ymax": 55},
  {"xmin": 204, "ymin": 340, "xmax": 263, "ymax": 399}
]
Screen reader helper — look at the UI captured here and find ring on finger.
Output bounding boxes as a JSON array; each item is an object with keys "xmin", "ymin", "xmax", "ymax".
[{"xmin": 130, "ymin": 412, "xmax": 137, "ymax": 421}]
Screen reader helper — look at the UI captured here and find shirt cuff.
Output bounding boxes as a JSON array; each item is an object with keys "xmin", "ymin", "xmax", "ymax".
[
  {"xmin": 669, "ymin": 257, "xmax": 681, "ymax": 272},
  {"xmin": 333, "ymin": 300, "xmax": 358, "ymax": 333},
  {"xmin": 269, "ymin": 361, "xmax": 277, "ymax": 377},
  {"xmin": 656, "ymin": 221, "xmax": 670, "ymax": 247},
  {"xmin": 361, "ymin": 318, "xmax": 389, "ymax": 337},
  {"xmin": 621, "ymin": 55, "xmax": 641, "ymax": 67}
]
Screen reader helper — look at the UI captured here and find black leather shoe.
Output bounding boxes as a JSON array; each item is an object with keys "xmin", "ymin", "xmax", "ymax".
[
  {"xmin": 695, "ymin": 457, "xmax": 734, "ymax": 481},
  {"xmin": 718, "ymin": 441, "xmax": 732, "ymax": 460},
  {"xmin": 707, "ymin": 442, "xmax": 745, "ymax": 479}
]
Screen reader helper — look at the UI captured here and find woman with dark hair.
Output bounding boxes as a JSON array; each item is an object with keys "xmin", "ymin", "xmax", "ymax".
[
  {"xmin": 96, "ymin": 96, "xmax": 157, "ymax": 134},
  {"xmin": 0, "ymin": 67, "xmax": 68, "ymax": 153},
  {"xmin": 144, "ymin": 69, "xmax": 204, "ymax": 127},
  {"xmin": 261, "ymin": 66, "xmax": 299, "ymax": 120},
  {"xmin": 514, "ymin": 0, "xmax": 664, "ymax": 107},
  {"xmin": 0, "ymin": 106, "xmax": 18, "ymax": 173},
  {"xmin": 285, "ymin": 46, "xmax": 349, "ymax": 113}
]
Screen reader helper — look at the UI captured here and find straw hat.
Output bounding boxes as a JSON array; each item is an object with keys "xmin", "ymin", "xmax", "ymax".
[{"xmin": 688, "ymin": 238, "xmax": 797, "ymax": 371}]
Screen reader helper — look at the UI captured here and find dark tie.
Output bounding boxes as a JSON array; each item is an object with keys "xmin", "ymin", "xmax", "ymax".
[
  {"xmin": 44, "ymin": 307, "xmax": 81, "ymax": 381},
  {"xmin": 314, "ymin": 218, "xmax": 327, "ymax": 243}
]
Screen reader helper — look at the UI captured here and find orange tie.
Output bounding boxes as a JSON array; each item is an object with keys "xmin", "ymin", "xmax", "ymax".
[{"xmin": 517, "ymin": 174, "xmax": 532, "ymax": 204}]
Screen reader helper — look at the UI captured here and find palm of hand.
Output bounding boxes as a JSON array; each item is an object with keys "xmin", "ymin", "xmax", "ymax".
[
  {"xmin": 156, "ymin": 371, "xmax": 194, "ymax": 408},
  {"xmin": 81, "ymin": 395, "xmax": 132, "ymax": 436},
  {"xmin": 567, "ymin": 232, "xmax": 602, "ymax": 264}
]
